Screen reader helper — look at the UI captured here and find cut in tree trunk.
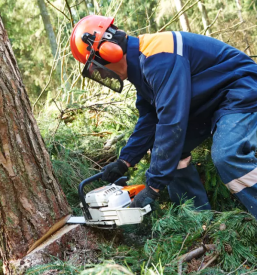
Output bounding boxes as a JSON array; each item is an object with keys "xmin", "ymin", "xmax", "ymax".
[
  {"xmin": 174, "ymin": 0, "xmax": 191, "ymax": 32},
  {"xmin": 197, "ymin": 0, "xmax": 211, "ymax": 36},
  {"xmin": 0, "ymin": 16, "xmax": 71, "ymax": 273}
]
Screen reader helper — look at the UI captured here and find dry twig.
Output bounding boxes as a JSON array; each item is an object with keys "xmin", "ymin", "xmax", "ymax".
[
  {"xmin": 203, "ymin": 9, "xmax": 222, "ymax": 35},
  {"xmin": 227, "ymin": 260, "xmax": 248, "ymax": 275},
  {"xmin": 199, "ymin": 253, "xmax": 219, "ymax": 271},
  {"xmin": 178, "ymin": 233, "xmax": 190, "ymax": 256}
]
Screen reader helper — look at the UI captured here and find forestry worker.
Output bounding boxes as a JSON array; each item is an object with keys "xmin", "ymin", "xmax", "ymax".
[{"xmin": 70, "ymin": 15, "xmax": 257, "ymax": 219}]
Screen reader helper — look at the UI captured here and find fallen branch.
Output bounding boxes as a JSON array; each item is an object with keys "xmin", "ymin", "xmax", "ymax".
[
  {"xmin": 178, "ymin": 244, "xmax": 216, "ymax": 275},
  {"xmin": 104, "ymin": 133, "xmax": 125, "ymax": 150}
]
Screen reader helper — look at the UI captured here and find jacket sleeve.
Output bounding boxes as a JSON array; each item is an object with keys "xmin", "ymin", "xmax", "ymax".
[
  {"xmin": 119, "ymin": 92, "xmax": 158, "ymax": 166},
  {"xmin": 142, "ymin": 53, "xmax": 191, "ymax": 190}
]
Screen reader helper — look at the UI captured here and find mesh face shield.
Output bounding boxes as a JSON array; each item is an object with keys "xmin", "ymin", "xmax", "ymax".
[{"xmin": 82, "ymin": 50, "xmax": 123, "ymax": 93}]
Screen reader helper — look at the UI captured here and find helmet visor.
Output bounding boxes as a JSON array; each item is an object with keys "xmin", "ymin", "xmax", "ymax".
[{"xmin": 82, "ymin": 52, "xmax": 123, "ymax": 93}]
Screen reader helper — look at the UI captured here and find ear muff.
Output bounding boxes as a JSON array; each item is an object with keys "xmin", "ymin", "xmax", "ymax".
[{"xmin": 99, "ymin": 41, "xmax": 123, "ymax": 63}]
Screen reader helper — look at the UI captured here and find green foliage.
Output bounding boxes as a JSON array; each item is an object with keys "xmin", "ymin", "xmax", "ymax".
[
  {"xmin": 143, "ymin": 202, "xmax": 257, "ymax": 273},
  {"xmin": 192, "ymin": 139, "xmax": 241, "ymax": 211},
  {"xmin": 0, "ymin": 0, "xmax": 56, "ymax": 100},
  {"xmin": 25, "ymin": 260, "xmax": 82, "ymax": 275},
  {"xmin": 79, "ymin": 261, "xmax": 134, "ymax": 275},
  {"xmin": 209, "ymin": 210, "xmax": 257, "ymax": 271},
  {"xmin": 0, "ymin": 260, "xmax": 3, "ymax": 275},
  {"xmin": 4, "ymin": 0, "xmax": 257, "ymax": 274}
]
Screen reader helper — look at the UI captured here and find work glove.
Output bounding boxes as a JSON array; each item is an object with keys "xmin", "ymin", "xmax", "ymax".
[
  {"xmin": 129, "ymin": 185, "xmax": 159, "ymax": 208},
  {"xmin": 102, "ymin": 159, "xmax": 128, "ymax": 183}
]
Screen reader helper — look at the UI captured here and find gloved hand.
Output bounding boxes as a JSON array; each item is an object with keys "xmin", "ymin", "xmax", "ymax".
[
  {"xmin": 129, "ymin": 185, "xmax": 159, "ymax": 208},
  {"xmin": 102, "ymin": 159, "xmax": 128, "ymax": 183}
]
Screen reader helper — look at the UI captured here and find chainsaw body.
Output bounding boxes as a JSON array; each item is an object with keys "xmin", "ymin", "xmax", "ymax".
[{"xmin": 67, "ymin": 173, "xmax": 151, "ymax": 228}]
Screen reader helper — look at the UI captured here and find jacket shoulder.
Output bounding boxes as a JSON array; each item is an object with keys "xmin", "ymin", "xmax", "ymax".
[{"xmin": 139, "ymin": 32, "xmax": 174, "ymax": 58}]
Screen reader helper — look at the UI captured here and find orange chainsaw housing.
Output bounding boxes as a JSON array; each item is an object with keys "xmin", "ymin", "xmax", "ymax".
[{"xmin": 122, "ymin": 185, "xmax": 145, "ymax": 199}]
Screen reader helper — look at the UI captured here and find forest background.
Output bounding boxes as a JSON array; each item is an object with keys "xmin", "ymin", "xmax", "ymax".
[{"xmin": 1, "ymin": 0, "xmax": 257, "ymax": 273}]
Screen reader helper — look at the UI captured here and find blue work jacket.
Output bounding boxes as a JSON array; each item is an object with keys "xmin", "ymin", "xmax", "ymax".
[{"xmin": 119, "ymin": 32, "xmax": 257, "ymax": 190}]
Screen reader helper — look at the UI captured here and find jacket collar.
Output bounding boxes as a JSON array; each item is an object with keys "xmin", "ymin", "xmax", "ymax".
[{"xmin": 126, "ymin": 36, "xmax": 142, "ymax": 88}]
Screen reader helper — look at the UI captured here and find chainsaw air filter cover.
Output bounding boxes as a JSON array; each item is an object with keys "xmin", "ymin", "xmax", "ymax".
[{"xmin": 86, "ymin": 184, "xmax": 131, "ymax": 208}]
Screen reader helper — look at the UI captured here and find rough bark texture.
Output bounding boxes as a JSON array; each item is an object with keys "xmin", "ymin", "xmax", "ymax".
[
  {"xmin": 174, "ymin": 0, "xmax": 191, "ymax": 32},
  {"xmin": 0, "ymin": 16, "xmax": 71, "ymax": 272}
]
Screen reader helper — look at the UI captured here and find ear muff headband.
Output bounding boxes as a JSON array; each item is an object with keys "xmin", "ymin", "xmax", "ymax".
[{"xmin": 99, "ymin": 42, "xmax": 123, "ymax": 63}]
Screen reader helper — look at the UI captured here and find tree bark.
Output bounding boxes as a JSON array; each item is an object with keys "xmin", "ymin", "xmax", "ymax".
[
  {"xmin": 174, "ymin": 0, "xmax": 191, "ymax": 32},
  {"xmin": 0, "ymin": 16, "xmax": 71, "ymax": 273},
  {"xmin": 197, "ymin": 0, "xmax": 211, "ymax": 36}
]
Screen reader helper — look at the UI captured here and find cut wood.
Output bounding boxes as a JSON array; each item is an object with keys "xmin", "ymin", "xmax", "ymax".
[{"xmin": 7, "ymin": 224, "xmax": 112, "ymax": 275}]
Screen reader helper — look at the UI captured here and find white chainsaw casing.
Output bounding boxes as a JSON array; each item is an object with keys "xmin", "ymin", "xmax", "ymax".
[
  {"xmin": 74, "ymin": 183, "xmax": 152, "ymax": 226},
  {"xmin": 73, "ymin": 205, "xmax": 152, "ymax": 226},
  {"xmin": 86, "ymin": 184, "xmax": 131, "ymax": 208}
]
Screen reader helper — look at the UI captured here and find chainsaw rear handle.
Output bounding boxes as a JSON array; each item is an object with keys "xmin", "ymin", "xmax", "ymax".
[{"xmin": 78, "ymin": 172, "xmax": 103, "ymax": 220}]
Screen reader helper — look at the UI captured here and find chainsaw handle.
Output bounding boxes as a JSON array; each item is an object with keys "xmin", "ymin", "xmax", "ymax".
[{"xmin": 78, "ymin": 172, "xmax": 103, "ymax": 220}]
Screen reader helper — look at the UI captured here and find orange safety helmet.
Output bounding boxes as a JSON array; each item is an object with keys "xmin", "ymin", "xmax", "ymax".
[{"xmin": 70, "ymin": 15, "xmax": 124, "ymax": 64}]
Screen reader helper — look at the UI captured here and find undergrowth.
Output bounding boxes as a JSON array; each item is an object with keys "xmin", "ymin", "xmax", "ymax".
[
  {"xmin": 26, "ymin": 200, "xmax": 257, "ymax": 274},
  {"xmin": 33, "ymin": 91, "xmax": 257, "ymax": 275}
]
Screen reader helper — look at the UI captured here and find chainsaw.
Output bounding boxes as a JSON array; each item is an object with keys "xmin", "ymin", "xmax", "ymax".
[{"xmin": 67, "ymin": 172, "xmax": 151, "ymax": 228}]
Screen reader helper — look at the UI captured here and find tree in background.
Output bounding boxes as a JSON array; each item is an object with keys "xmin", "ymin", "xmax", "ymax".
[
  {"xmin": 0, "ymin": 16, "xmax": 70, "ymax": 273},
  {"xmin": 198, "ymin": 0, "xmax": 211, "ymax": 36},
  {"xmin": 174, "ymin": 0, "xmax": 191, "ymax": 31}
]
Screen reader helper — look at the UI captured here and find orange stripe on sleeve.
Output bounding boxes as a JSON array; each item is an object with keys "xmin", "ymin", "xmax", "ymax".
[{"xmin": 139, "ymin": 32, "xmax": 174, "ymax": 57}]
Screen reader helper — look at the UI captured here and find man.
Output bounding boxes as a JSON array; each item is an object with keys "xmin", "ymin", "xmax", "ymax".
[{"xmin": 70, "ymin": 15, "xmax": 257, "ymax": 218}]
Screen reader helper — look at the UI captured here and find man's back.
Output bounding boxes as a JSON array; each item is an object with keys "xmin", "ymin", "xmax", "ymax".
[{"xmin": 137, "ymin": 32, "xmax": 257, "ymax": 129}]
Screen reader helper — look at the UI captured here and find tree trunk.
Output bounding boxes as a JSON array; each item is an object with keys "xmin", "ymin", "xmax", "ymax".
[
  {"xmin": 174, "ymin": 0, "xmax": 191, "ymax": 32},
  {"xmin": 197, "ymin": 0, "xmax": 211, "ymax": 36},
  {"xmin": 37, "ymin": 0, "xmax": 70, "ymax": 89},
  {"xmin": 0, "ymin": 17, "xmax": 71, "ymax": 273},
  {"xmin": 37, "ymin": 0, "xmax": 58, "ymax": 60}
]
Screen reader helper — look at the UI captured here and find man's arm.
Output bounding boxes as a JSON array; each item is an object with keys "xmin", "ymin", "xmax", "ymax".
[
  {"xmin": 142, "ymin": 53, "xmax": 191, "ymax": 190},
  {"xmin": 119, "ymin": 92, "xmax": 158, "ymax": 166}
]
